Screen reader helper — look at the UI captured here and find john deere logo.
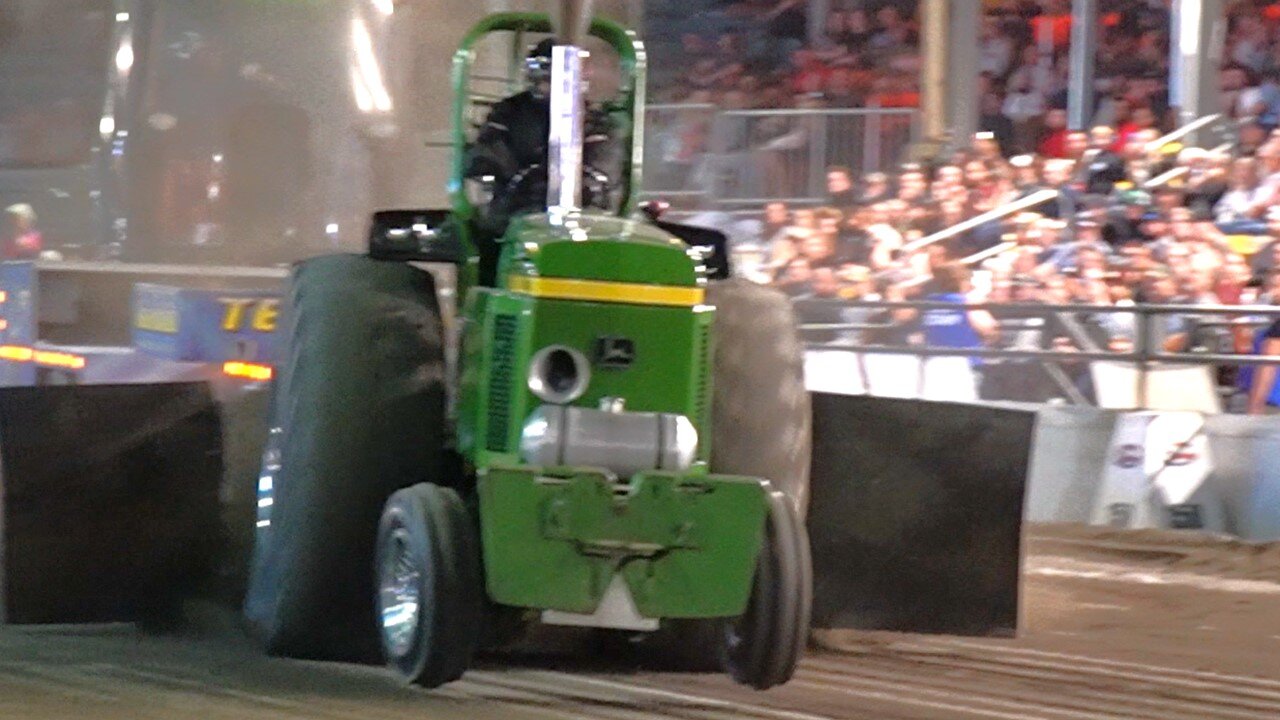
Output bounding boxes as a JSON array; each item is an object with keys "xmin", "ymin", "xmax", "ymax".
[
  {"xmin": 1114, "ymin": 444, "xmax": 1142, "ymax": 469},
  {"xmin": 594, "ymin": 336, "xmax": 635, "ymax": 368}
]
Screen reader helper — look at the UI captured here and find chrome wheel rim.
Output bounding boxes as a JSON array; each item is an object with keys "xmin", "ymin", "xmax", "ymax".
[{"xmin": 378, "ymin": 527, "xmax": 421, "ymax": 658}]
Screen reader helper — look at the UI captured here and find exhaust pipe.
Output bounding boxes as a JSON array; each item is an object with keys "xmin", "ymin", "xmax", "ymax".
[
  {"xmin": 546, "ymin": 0, "xmax": 595, "ymax": 220},
  {"xmin": 553, "ymin": 0, "xmax": 593, "ymax": 47}
]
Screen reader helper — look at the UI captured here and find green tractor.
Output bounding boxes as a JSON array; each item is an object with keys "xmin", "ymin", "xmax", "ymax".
[{"xmin": 244, "ymin": 2, "xmax": 813, "ymax": 690}]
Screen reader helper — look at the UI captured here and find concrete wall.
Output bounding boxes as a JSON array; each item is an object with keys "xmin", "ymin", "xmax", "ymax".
[
  {"xmin": 805, "ymin": 359, "xmax": 1280, "ymax": 542},
  {"xmin": 1019, "ymin": 407, "xmax": 1280, "ymax": 541}
]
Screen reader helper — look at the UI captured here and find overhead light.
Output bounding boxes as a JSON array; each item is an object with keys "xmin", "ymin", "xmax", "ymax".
[
  {"xmin": 116, "ymin": 39, "xmax": 134, "ymax": 73},
  {"xmin": 351, "ymin": 17, "xmax": 393, "ymax": 112},
  {"xmin": 351, "ymin": 67, "xmax": 374, "ymax": 113}
]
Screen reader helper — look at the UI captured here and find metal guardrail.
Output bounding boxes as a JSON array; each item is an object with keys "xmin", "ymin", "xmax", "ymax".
[
  {"xmin": 642, "ymin": 104, "xmax": 919, "ymax": 208},
  {"xmin": 794, "ymin": 298, "xmax": 1280, "ymax": 410}
]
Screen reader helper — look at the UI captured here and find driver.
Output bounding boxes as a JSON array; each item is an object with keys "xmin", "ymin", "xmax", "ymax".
[{"xmin": 465, "ymin": 38, "xmax": 617, "ymax": 239}]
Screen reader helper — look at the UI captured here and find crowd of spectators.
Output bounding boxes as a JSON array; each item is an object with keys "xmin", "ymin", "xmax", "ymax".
[
  {"xmin": 644, "ymin": 0, "xmax": 1280, "ymax": 409},
  {"xmin": 718, "ymin": 125, "xmax": 1280, "ymax": 407},
  {"xmin": 647, "ymin": 1, "xmax": 1280, "ymax": 156}
]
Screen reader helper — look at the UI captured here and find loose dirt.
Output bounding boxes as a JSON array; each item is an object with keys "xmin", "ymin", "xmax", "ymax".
[{"xmin": 4, "ymin": 522, "xmax": 1279, "ymax": 720}]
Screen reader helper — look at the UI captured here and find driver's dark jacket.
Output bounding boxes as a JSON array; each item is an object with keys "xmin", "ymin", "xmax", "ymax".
[
  {"xmin": 468, "ymin": 90, "xmax": 551, "ymax": 181},
  {"xmin": 465, "ymin": 90, "xmax": 616, "ymax": 211},
  {"xmin": 464, "ymin": 90, "xmax": 616, "ymax": 286}
]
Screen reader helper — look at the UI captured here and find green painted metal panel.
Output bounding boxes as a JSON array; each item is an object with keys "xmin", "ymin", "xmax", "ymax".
[
  {"xmin": 530, "ymin": 298, "xmax": 705, "ymax": 412},
  {"xmin": 465, "ymin": 288, "xmax": 714, "ymax": 471},
  {"xmin": 465, "ymin": 290, "xmax": 537, "ymax": 466},
  {"xmin": 478, "ymin": 466, "xmax": 765, "ymax": 618},
  {"xmin": 497, "ymin": 213, "xmax": 699, "ymax": 287}
]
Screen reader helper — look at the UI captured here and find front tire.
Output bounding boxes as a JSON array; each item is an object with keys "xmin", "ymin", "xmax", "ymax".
[
  {"xmin": 376, "ymin": 483, "xmax": 484, "ymax": 688},
  {"xmin": 641, "ymin": 279, "xmax": 813, "ymax": 683},
  {"xmin": 719, "ymin": 487, "xmax": 812, "ymax": 690}
]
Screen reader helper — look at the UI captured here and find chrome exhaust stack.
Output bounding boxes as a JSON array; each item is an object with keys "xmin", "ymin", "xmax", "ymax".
[{"xmin": 546, "ymin": 0, "xmax": 595, "ymax": 220}]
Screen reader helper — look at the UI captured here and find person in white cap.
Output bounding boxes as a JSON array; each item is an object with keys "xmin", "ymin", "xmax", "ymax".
[{"xmin": 3, "ymin": 204, "xmax": 43, "ymax": 260}]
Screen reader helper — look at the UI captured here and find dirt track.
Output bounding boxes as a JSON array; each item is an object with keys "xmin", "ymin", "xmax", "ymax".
[{"xmin": 4, "ymin": 524, "xmax": 1280, "ymax": 720}]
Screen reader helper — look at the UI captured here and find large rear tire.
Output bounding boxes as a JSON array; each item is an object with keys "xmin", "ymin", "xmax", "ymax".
[
  {"xmin": 643, "ymin": 279, "xmax": 813, "ymax": 681},
  {"xmin": 243, "ymin": 254, "xmax": 449, "ymax": 662},
  {"xmin": 376, "ymin": 483, "xmax": 483, "ymax": 688},
  {"xmin": 706, "ymin": 278, "xmax": 812, "ymax": 514}
]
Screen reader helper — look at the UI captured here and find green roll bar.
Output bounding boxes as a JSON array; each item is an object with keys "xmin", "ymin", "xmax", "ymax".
[{"xmin": 448, "ymin": 13, "xmax": 647, "ymax": 224}]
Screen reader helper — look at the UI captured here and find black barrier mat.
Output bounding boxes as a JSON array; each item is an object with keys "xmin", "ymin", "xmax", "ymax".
[
  {"xmin": 0, "ymin": 383, "xmax": 222, "ymax": 624},
  {"xmin": 808, "ymin": 393, "xmax": 1032, "ymax": 636}
]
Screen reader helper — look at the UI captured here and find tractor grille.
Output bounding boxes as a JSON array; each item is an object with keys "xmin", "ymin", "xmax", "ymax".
[
  {"xmin": 694, "ymin": 320, "xmax": 712, "ymax": 456},
  {"xmin": 485, "ymin": 313, "xmax": 518, "ymax": 452}
]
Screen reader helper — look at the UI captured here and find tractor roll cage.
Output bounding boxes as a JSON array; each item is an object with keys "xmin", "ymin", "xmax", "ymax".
[{"xmin": 449, "ymin": 13, "xmax": 647, "ymax": 223}]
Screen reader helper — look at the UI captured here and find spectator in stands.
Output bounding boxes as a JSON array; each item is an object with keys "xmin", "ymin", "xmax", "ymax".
[
  {"xmin": 1213, "ymin": 156, "xmax": 1264, "ymax": 229},
  {"xmin": 761, "ymin": 201, "xmax": 791, "ymax": 245},
  {"xmin": 1247, "ymin": 317, "xmax": 1280, "ymax": 414},
  {"xmin": 1078, "ymin": 126, "xmax": 1129, "ymax": 196},
  {"xmin": 980, "ymin": 92, "xmax": 1017, "ymax": 155},
  {"xmin": 1250, "ymin": 208, "xmax": 1280, "ymax": 281},
  {"xmin": 1259, "ymin": 267, "xmax": 1280, "ymax": 305},
  {"xmin": 826, "ymin": 166, "xmax": 858, "ymax": 209},
  {"xmin": 1104, "ymin": 188, "xmax": 1153, "ymax": 246},
  {"xmin": 1255, "ymin": 69, "xmax": 1280, "ymax": 130},
  {"xmin": 1064, "ymin": 130, "xmax": 1090, "ymax": 161},
  {"xmin": 1183, "ymin": 148, "xmax": 1231, "ymax": 215},
  {"xmin": 1144, "ymin": 270, "xmax": 1192, "ymax": 351},
  {"xmin": 1039, "ymin": 108, "xmax": 1070, "ymax": 158},
  {"xmin": 897, "ymin": 164, "xmax": 929, "ymax": 204},
  {"xmin": 858, "ymin": 171, "xmax": 891, "ymax": 205},
  {"xmin": 1004, "ymin": 76, "xmax": 1048, "ymax": 154},
  {"xmin": 2, "ymin": 204, "xmax": 42, "ymax": 260},
  {"xmin": 980, "ymin": 16, "xmax": 1017, "ymax": 78},
  {"xmin": 1238, "ymin": 121, "xmax": 1269, "ymax": 156},
  {"xmin": 895, "ymin": 263, "xmax": 999, "ymax": 375},
  {"xmin": 774, "ymin": 255, "xmax": 815, "ymax": 297}
]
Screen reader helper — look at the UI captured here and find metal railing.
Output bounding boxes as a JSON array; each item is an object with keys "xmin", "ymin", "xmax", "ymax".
[
  {"xmin": 642, "ymin": 104, "xmax": 919, "ymax": 208},
  {"xmin": 794, "ymin": 298, "xmax": 1280, "ymax": 412}
]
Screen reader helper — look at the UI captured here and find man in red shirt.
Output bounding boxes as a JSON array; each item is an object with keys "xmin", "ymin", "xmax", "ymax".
[
  {"xmin": 3, "ymin": 204, "xmax": 43, "ymax": 260},
  {"xmin": 1038, "ymin": 108, "xmax": 1070, "ymax": 158}
]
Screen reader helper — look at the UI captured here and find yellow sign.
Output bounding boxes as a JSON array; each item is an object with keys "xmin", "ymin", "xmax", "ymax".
[
  {"xmin": 220, "ymin": 298, "xmax": 280, "ymax": 333},
  {"xmin": 135, "ymin": 308, "xmax": 179, "ymax": 334}
]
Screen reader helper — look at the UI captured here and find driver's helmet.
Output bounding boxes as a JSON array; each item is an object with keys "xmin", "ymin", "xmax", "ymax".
[{"xmin": 526, "ymin": 38, "xmax": 555, "ymax": 98}]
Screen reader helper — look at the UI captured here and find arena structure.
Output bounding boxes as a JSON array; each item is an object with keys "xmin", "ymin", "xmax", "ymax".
[{"xmin": 1, "ymin": 1, "xmax": 1280, "ymax": 718}]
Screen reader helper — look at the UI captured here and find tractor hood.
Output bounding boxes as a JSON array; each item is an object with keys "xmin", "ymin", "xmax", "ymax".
[{"xmin": 504, "ymin": 213, "xmax": 703, "ymax": 287}]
